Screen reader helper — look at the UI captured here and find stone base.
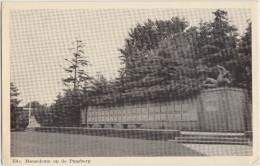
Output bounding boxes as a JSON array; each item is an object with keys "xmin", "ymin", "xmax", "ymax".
[{"xmin": 27, "ymin": 116, "xmax": 41, "ymax": 128}]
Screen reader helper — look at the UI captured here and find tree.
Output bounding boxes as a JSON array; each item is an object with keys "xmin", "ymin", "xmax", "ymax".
[
  {"xmin": 118, "ymin": 17, "xmax": 189, "ymax": 86},
  {"xmin": 236, "ymin": 20, "xmax": 252, "ymax": 95},
  {"xmin": 10, "ymin": 82, "xmax": 21, "ymax": 109},
  {"xmin": 58, "ymin": 40, "xmax": 92, "ymax": 126},
  {"xmin": 52, "ymin": 90, "xmax": 81, "ymax": 127},
  {"xmin": 10, "ymin": 82, "xmax": 22, "ymax": 129},
  {"xmin": 116, "ymin": 17, "xmax": 190, "ymax": 102},
  {"xmin": 63, "ymin": 40, "xmax": 91, "ymax": 92},
  {"xmin": 120, "ymin": 28, "xmax": 202, "ymax": 102},
  {"xmin": 198, "ymin": 9, "xmax": 240, "ymax": 86}
]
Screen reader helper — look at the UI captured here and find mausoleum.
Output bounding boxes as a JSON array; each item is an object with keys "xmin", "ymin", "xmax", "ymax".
[{"xmin": 80, "ymin": 87, "xmax": 251, "ymax": 132}]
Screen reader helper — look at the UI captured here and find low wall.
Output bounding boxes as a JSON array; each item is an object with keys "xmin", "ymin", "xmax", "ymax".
[{"xmin": 35, "ymin": 127, "xmax": 180, "ymax": 141}]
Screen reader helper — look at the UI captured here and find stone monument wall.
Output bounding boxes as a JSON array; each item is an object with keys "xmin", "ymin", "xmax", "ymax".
[
  {"xmin": 81, "ymin": 98, "xmax": 199, "ymax": 130},
  {"xmin": 81, "ymin": 87, "xmax": 250, "ymax": 132}
]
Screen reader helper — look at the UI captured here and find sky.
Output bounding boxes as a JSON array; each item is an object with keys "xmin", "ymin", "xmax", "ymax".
[{"xmin": 10, "ymin": 8, "xmax": 251, "ymax": 106}]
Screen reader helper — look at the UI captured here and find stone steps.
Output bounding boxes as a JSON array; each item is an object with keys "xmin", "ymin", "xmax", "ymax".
[
  {"xmin": 170, "ymin": 132, "xmax": 249, "ymax": 145},
  {"xmin": 171, "ymin": 139, "xmax": 248, "ymax": 145}
]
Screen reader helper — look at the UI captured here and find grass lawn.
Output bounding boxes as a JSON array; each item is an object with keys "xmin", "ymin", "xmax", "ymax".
[{"xmin": 11, "ymin": 131, "xmax": 204, "ymax": 157}]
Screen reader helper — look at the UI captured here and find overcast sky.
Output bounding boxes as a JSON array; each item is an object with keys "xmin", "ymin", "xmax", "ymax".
[{"xmin": 10, "ymin": 8, "xmax": 251, "ymax": 106}]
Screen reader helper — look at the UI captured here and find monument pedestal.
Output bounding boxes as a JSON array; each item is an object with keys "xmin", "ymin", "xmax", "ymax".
[
  {"xmin": 27, "ymin": 115, "xmax": 41, "ymax": 129},
  {"xmin": 199, "ymin": 87, "xmax": 248, "ymax": 132}
]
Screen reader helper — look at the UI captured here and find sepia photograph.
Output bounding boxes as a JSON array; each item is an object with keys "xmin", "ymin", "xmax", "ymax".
[{"xmin": 2, "ymin": 1, "xmax": 259, "ymax": 165}]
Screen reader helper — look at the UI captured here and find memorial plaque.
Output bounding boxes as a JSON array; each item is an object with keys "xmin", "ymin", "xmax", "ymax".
[
  {"xmin": 113, "ymin": 116, "xmax": 118, "ymax": 122},
  {"xmin": 136, "ymin": 115, "xmax": 142, "ymax": 122},
  {"xmin": 155, "ymin": 114, "xmax": 161, "ymax": 121},
  {"xmin": 161, "ymin": 114, "xmax": 167, "ymax": 121},
  {"xmin": 161, "ymin": 106, "xmax": 167, "ymax": 113},
  {"xmin": 142, "ymin": 115, "xmax": 148, "ymax": 121},
  {"xmin": 109, "ymin": 110, "xmax": 113, "ymax": 115},
  {"xmin": 122, "ymin": 116, "xmax": 127, "ymax": 122},
  {"xmin": 105, "ymin": 117, "xmax": 109, "ymax": 122},
  {"xmin": 136, "ymin": 108, "xmax": 142, "ymax": 114},
  {"xmin": 175, "ymin": 105, "xmax": 182, "ymax": 113},
  {"xmin": 113, "ymin": 110, "xmax": 117, "ymax": 115},
  {"xmin": 149, "ymin": 115, "xmax": 155, "ymax": 121},
  {"xmin": 132, "ymin": 115, "xmax": 137, "ymax": 121},
  {"xmin": 182, "ymin": 113, "xmax": 198, "ymax": 120},
  {"xmin": 127, "ymin": 115, "xmax": 132, "ymax": 122},
  {"xmin": 149, "ymin": 107, "xmax": 155, "ymax": 114},
  {"xmin": 126, "ymin": 109, "xmax": 131, "ymax": 115},
  {"xmin": 167, "ymin": 114, "xmax": 174, "ymax": 121},
  {"xmin": 117, "ymin": 116, "xmax": 122, "ymax": 122},
  {"xmin": 110, "ymin": 116, "xmax": 113, "ymax": 122},
  {"xmin": 142, "ymin": 108, "xmax": 148, "ymax": 115},
  {"xmin": 154, "ymin": 106, "xmax": 160, "ymax": 113},
  {"xmin": 117, "ymin": 110, "xmax": 122, "ymax": 115},
  {"xmin": 168, "ymin": 105, "xmax": 174, "ymax": 113},
  {"xmin": 205, "ymin": 98, "xmax": 218, "ymax": 112},
  {"xmin": 182, "ymin": 104, "xmax": 190, "ymax": 113},
  {"xmin": 98, "ymin": 117, "xmax": 101, "ymax": 122},
  {"xmin": 174, "ymin": 113, "xmax": 182, "ymax": 120}
]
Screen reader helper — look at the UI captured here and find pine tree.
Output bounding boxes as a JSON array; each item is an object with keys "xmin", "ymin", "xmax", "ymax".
[
  {"xmin": 198, "ymin": 9, "xmax": 239, "ymax": 85},
  {"xmin": 10, "ymin": 82, "xmax": 22, "ymax": 109},
  {"xmin": 10, "ymin": 82, "xmax": 22, "ymax": 129},
  {"xmin": 63, "ymin": 40, "xmax": 91, "ymax": 92},
  {"xmin": 237, "ymin": 20, "xmax": 252, "ymax": 94},
  {"xmin": 59, "ymin": 40, "xmax": 92, "ymax": 126}
]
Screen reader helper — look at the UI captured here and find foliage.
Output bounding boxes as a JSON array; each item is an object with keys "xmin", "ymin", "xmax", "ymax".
[
  {"xmin": 236, "ymin": 20, "xmax": 252, "ymax": 96},
  {"xmin": 10, "ymin": 82, "xmax": 22, "ymax": 129},
  {"xmin": 86, "ymin": 10, "xmax": 252, "ymax": 106},
  {"xmin": 52, "ymin": 10, "xmax": 252, "ymax": 119},
  {"xmin": 63, "ymin": 40, "xmax": 92, "ymax": 92},
  {"xmin": 198, "ymin": 9, "xmax": 240, "ymax": 84},
  {"xmin": 53, "ymin": 40, "xmax": 93, "ymax": 127},
  {"xmin": 52, "ymin": 91, "xmax": 81, "ymax": 127},
  {"xmin": 10, "ymin": 82, "xmax": 22, "ymax": 109}
]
